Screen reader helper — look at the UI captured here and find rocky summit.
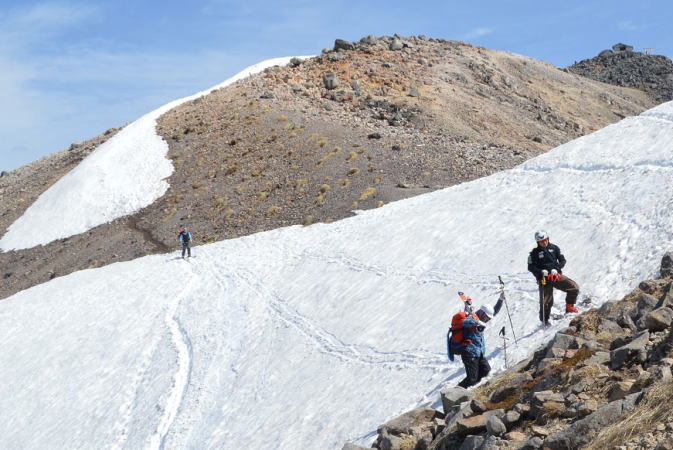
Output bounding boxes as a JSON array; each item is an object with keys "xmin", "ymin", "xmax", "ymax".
[{"xmin": 569, "ymin": 43, "xmax": 673, "ymax": 103}]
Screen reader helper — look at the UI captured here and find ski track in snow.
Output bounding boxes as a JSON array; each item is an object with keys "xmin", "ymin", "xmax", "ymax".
[
  {"xmin": 233, "ymin": 267, "xmax": 448, "ymax": 369},
  {"xmin": 148, "ymin": 263, "xmax": 198, "ymax": 450},
  {"xmin": 298, "ymin": 248, "xmax": 532, "ymax": 291}
]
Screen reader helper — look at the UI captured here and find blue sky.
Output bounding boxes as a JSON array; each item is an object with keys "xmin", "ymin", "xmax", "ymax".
[{"xmin": 1, "ymin": 0, "xmax": 671, "ymax": 172}]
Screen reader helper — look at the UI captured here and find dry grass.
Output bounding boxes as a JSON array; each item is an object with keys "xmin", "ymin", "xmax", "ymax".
[
  {"xmin": 558, "ymin": 347, "xmax": 592, "ymax": 370},
  {"xmin": 359, "ymin": 187, "xmax": 377, "ymax": 201},
  {"xmin": 569, "ymin": 310, "xmax": 601, "ymax": 333},
  {"xmin": 266, "ymin": 206, "xmax": 281, "ymax": 217},
  {"xmin": 587, "ymin": 380, "xmax": 673, "ymax": 450}
]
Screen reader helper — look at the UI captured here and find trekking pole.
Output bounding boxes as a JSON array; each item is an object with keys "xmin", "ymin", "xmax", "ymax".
[
  {"xmin": 539, "ymin": 277, "xmax": 548, "ymax": 327},
  {"xmin": 499, "ymin": 326, "xmax": 509, "ymax": 368},
  {"xmin": 498, "ymin": 276, "xmax": 519, "ymax": 346}
]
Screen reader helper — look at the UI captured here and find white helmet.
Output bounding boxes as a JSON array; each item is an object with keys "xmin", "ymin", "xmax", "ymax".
[
  {"xmin": 477, "ymin": 304, "xmax": 494, "ymax": 320},
  {"xmin": 534, "ymin": 230, "xmax": 548, "ymax": 242}
]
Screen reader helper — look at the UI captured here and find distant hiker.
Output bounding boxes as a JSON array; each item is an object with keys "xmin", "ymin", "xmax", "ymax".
[
  {"xmin": 178, "ymin": 226, "xmax": 192, "ymax": 258},
  {"xmin": 447, "ymin": 303, "xmax": 495, "ymax": 389},
  {"xmin": 527, "ymin": 230, "xmax": 580, "ymax": 325}
]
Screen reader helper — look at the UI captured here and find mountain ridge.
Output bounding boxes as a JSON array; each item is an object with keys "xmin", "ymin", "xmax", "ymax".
[{"xmin": 0, "ymin": 36, "xmax": 657, "ymax": 300}]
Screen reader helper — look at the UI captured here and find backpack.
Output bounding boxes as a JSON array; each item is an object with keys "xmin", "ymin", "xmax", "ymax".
[
  {"xmin": 179, "ymin": 231, "xmax": 190, "ymax": 243},
  {"xmin": 447, "ymin": 312, "xmax": 477, "ymax": 360}
]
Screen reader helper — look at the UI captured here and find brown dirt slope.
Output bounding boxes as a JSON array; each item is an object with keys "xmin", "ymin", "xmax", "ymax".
[{"xmin": 0, "ymin": 36, "xmax": 656, "ymax": 300}]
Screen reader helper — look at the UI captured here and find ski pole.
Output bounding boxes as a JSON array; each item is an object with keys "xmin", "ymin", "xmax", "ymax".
[
  {"xmin": 458, "ymin": 291, "xmax": 473, "ymax": 314},
  {"xmin": 498, "ymin": 276, "xmax": 519, "ymax": 346},
  {"xmin": 499, "ymin": 326, "xmax": 508, "ymax": 368}
]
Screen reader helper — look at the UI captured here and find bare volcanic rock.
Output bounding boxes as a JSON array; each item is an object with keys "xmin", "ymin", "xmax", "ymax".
[{"xmin": 569, "ymin": 45, "xmax": 673, "ymax": 102}]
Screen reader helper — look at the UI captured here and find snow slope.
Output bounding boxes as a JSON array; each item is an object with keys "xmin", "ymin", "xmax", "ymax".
[
  {"xmin": 0, "ymin": 102, "xmax": 672, "ymax": 449},
  {"xmin": 0, "ymin": 56, "xmax": 310, "ymax": 251}
]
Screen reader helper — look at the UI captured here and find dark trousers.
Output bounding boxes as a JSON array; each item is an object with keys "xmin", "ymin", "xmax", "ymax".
[
  {"xmin": 181, "ymin": 242, "xmax": 191, "ymax": 258},
  {"xmin": 458, "ymin": 353, "xmax": 491, "ymax": 388},
  {"xmin": 539, "ymin": 275, "xmax": 579, "ymax": 322}
]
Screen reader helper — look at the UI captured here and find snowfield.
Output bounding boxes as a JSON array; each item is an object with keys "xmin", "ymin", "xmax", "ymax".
[
  {"xmin": 0, "ymin": 99, "xmax": 672, "ymax": 448},
  {"xmin": 0, "ymin": 56, "xmax": 310, "ymax": 251}
]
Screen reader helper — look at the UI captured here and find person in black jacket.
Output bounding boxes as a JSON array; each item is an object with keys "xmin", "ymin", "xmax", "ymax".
[{"xmin": 528, "ymin": 230, "xmax": 580, "ymax": 324}]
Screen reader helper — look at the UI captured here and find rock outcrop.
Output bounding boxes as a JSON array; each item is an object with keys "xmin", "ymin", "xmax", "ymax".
[{"xmin": 569, "ymin": 44, "xmax": 673, "ymax": 102}]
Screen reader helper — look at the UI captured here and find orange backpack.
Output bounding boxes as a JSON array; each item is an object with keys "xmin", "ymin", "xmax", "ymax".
[{"xmin": 448, "ymin": 312, "xmax": 478, "ymax": 359}]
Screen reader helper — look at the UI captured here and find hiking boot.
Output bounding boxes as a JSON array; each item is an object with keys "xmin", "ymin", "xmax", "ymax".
[{"xmin": 566, "ymin": 304, "xmax": 579, "ymax": 314}]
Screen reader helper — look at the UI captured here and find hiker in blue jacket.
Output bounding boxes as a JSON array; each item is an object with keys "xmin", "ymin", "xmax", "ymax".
[
  {"xmin": 178, "ymin": 226, "xmax": 192, "ymax": 258},
  {"xmin": 447, "ymin": 304, "xmax": 495, "ymax": 389}
]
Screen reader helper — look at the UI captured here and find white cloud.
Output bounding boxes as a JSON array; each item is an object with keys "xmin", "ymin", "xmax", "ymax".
[
  {"xmin": 461, "ymin": 27, "xmax": 494, "ymax": 41},
  {"xmin": 0, "ymin": 1, "xmax": 99, "ymax": 46},
  {"xmin": 617, "ymin": 20, "xmax": 640, "ymax": 31}
]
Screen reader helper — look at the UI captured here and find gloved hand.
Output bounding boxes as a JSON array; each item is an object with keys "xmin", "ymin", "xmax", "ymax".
[{"xmin": 549, "ymin": 269, "xmax": 561, "ymax": 282}]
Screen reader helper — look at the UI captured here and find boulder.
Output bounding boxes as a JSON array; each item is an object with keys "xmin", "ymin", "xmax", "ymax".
[
  {"xmin": 577, "ymin": 400, "xmax": 598, "ymax": 418},
  {"xmin": 610, "ymin": 331, "xmax": 649, "ymax": 369},
  {"xmin": 456, "ymin": 409, "xmax": 504, "ymax": 435},
  {"xmin": 502, "ymin": 410, "xmax": 521, "ymax": 429},
  {"xmin": 486, "ymin": 415, "xmax": 507, "ymax": 437},
  {"xmin": 639, "ymin": 280, "xmax": 657, "ymax": 293},
  {"xmin": 377, "ymin": 408, "xmax": 442, "ymax": 436},
  {"xmin": 470, "ymin": 399, "xmax": 486, "ymax": 414},
  {"xmin": 389, "ymin": 38, "xmax": 404, "ymax": 51},
  {"xmin": 546, "ymin": 347, "xmax": 566, "ymax": 359},
  {"xmin": 543, "ymin": 393, "xmax": 643, "ymax": 449},
  {"xmin": 458, "ymin": 435, "xmax": 484, "ymax": 450},
  {"xmin": 441, "ymin": 387, "xmax": 474, "ymax": 413},
  {"xmin": 327, "ymin": 53, "xmax": 346, "ymax": 62},
  {"xmin": 534, "ymin": 358, "xmax": 561, "ymax": 376},
  {"xmin": 579, "ymin": 351, "xmax": 610, "ymax": 368},
  {"xmin": 547, "ymin": 332, "xmax": 577, "ymax": 352},
  {"xmin": 662, "ymin": 252, "xmax": 673, "ymax": 278},
  {"xmin": 632, "ymin": 293, "xmax": 658, "ymax": 320},
  {"xmin": 617, "ymin": 310, "xmax": 637, "ymax": 332},
  {"xmin": 333, "ymin": 39, "xmax": 355, "ymax": 51},
  {"xmin": 376, "ymin": 428, "xmax": 404, "ymax": 450},
  {"xmin": 359, "ymin": 35, "xmax": 378, "ymax": 45},
  {"xmin": 520, "ymin": 436, "xmax": 543, "ymax": 449},
  {"xmin": 645, "ymin": 307, "xmax": 673, "ymax": 331},
  {"xmin": 532, "ymin": 391, "xmax": 565, "ymax": 404},
  {"xmin": 597, "ymin": 318, "xmax": 624, "ymax": 335},
  {"xmin": 649, "ymin": 364, "xmax": 673, "ymax": 383},
  {"xmin": 513, "ymin": 403, "xmax": 531, "ymax": 418},
  {"xmin": 608, "ymin": 380, "xmax": 634, "ymax": 401},
  {"xmin": 658, "ymin": 282, "xmax": 673, "ymax": 309},
  {"xmin": 323, "ymin": 73, "xmax": 340, "ymax": 90}
]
